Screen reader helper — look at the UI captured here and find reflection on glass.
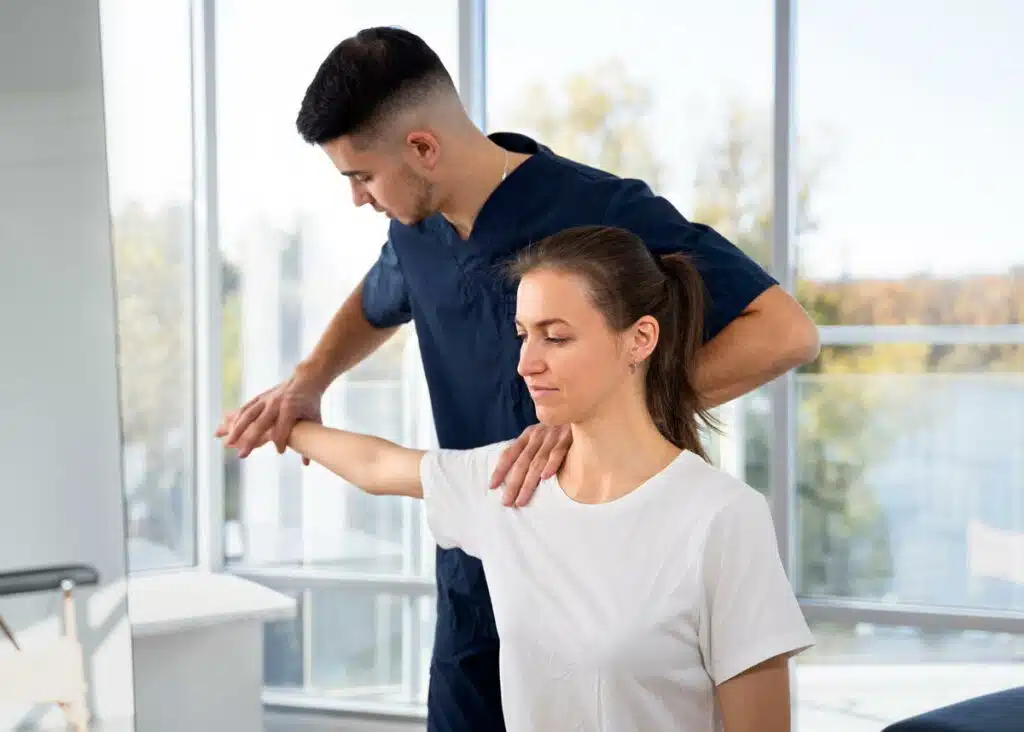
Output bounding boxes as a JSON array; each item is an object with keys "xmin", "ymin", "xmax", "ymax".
[
  {"xmin": 795, "ymin": 1, "xmax": 1024, "ymax": 323},
  {"xmin": 794, "ymin": 345, "xmax": 1024, "ymax": 611},
  {"xmin": 795, "ymin": 622, "xmax": 1024, "ymax": 732},
  {"xmin": 263, "ymin": 589, "xmax": 434, "ymax": 706},
  {"xmin": 100, "ymin": 0, "xmax": 195, "ymax": 571}
]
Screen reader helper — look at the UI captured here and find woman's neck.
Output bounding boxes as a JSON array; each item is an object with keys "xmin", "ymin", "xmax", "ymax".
[{"xmin": 557, "ymin": 397, "xmax": 683, "ymax": 505}]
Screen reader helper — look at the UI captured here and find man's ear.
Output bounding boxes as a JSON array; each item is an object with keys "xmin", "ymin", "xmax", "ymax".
[{"xmin": 405, "ymin": 130, "xmax": 441, "ymax": 171}]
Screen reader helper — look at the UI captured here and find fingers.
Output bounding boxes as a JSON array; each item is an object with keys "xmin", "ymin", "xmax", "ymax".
[
  {"xmin": 489, "ymin": 428, "xmax": 533, "ymax": 490},
  {"xmin": 511, "ymin": 427, "xmax": 565, "ymax": 508},
  {"xmin": 501, "ymin": 428, "xmax": 545, "ymax": 507},
  {"xmin": 271, "ymin": 400, "xmax": 320, "ymax": 455},
  {"xmin": 272, "ymin": 401, "xmax": 296, "ymax": 455},
  {"xmin": 234, "ymin": 400, "xmax": 279, "ymax": 458},
  {"xmin": 214, "ymin": 410, "xmax": 237, "ymax": 438},
  {"xmin": 540, "ymin": 425, "xmax": 572, "ymax": 480},
  {"xmin": 223, "ymin": 392, "xmax": 267, "ymax": 446}
]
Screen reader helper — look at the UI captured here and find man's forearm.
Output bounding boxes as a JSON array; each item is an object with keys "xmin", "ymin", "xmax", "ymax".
[
  {"xmin": 694, "ymin": 289, "xmax": 820, "ymax": 409},
  {"xmin": 695, "ymin": 317, "xmax": 794, "ymax": 408},
  {"xmin": 297, "ymin": 281, "xmax": 401, "ymax": 391}
]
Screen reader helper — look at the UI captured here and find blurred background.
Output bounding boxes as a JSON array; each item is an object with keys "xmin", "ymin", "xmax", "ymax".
[{"xmin": 2, "ymin": 1, "xmax": 1021, "ymax": 730}]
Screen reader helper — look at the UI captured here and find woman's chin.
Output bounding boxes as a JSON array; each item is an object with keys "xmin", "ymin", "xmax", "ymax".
[{"xmin": 534, "ymin": 405, "xmax": 571, "ymax": 426}]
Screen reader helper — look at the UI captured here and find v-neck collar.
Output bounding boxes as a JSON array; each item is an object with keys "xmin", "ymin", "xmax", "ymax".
[{"xmin": 445, "ymin": 133, "xmax": 553, "ymax": 248}]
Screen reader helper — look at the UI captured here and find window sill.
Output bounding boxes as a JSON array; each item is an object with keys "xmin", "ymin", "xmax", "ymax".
[{"xmin": 264, "ymin": 690, "xmax": 427, "ymax": 722}]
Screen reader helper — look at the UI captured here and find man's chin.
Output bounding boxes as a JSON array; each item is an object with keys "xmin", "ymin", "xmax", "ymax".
[{"xmin": 394, "ymin": 213, "xmax": 430, "ymax": 227}]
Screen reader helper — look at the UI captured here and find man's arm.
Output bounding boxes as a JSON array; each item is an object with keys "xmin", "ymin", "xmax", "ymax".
[
  {"xmin": 300, "ymin": 235, "xmax": 413, "ymax": 388},
  {"xmin": 219, "ymin": 239, "xmax": 413, "ymax": 455},
  {"xmin": 297, "ymin": 281, "xmax": 401, "ymax": 391},
  {"xmin": 695, "ymin": 285, "xmax": 819, "ymax": 409},
  {"xmin": 605, "ymin": 179, "xmax": 819, "ymax": 406},
  {"xmin": 490, "ymin": 182, "xmax": 819, "ymax": 501}
]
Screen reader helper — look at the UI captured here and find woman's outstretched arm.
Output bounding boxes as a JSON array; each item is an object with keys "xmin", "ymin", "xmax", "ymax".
[{"xmin": 288, "ymin": 421, "xmax": 426, "ymax": 498}]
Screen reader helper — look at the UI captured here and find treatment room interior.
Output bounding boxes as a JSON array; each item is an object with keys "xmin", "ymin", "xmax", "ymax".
[{"xmin": 1, "ymin": 0, "xmax": 1021, "ymax": 730}]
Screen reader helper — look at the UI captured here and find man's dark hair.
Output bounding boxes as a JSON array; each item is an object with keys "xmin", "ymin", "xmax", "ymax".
[{"xmin": 296, "ymin": 27, "xmax": 456, "ymax": 145}]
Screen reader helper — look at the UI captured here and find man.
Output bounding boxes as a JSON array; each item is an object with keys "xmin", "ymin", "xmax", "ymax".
[{"xmin": 218, "ymin": 26, "xmax": 819, "ymax": 732}]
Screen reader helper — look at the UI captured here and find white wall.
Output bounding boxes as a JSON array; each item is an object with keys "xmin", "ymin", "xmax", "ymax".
[{"xmin": 0, "ymin": 0, "xmax": 136, "ymax": 729}]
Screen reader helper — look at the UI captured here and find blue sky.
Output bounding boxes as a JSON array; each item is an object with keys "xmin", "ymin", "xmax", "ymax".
[{"xmin": 99, "ymin": 0, "xmax": 1023, "ymax": 280}]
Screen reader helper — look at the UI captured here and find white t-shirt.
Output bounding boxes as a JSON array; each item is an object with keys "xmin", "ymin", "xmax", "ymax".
[{"xmin": 420, "ymin": 443, "xmax": 814, "ymax": 732}]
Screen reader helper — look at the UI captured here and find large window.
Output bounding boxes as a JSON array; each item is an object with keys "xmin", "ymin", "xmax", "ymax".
[
  {"xmin": 486, "ymin": 0, "xmax": 776, "ymax": 490},
  {"xmin": 101, "ymin": 0, "xmax": 196, "ymax": 572},
  {"xmin": 792, "ymin": 1, "xmax": 1024, "ymax": 727},
  {"xmin": 216, "ymin": 0, "xmax": 458, "ymax": 706}
]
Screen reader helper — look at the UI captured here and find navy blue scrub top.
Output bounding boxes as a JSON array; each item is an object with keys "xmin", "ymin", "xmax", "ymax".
[
  {"xmin": 360, "ymin": 131, "xmax": 777, "ymax": 657},
  {"xmin": 363, "ymin": 132, "xmax": 776, "ymax": 452}
]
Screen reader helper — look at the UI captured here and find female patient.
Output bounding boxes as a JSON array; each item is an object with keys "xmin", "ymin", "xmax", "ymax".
[{"xmin": 240, "ymin": 225, "xmax": 813, "ymax": 731}]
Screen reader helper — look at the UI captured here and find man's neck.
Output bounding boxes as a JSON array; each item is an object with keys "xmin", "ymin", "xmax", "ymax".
[{"xmin": 438, "ymin": 136, "xmax": 524, "ymax": 239}]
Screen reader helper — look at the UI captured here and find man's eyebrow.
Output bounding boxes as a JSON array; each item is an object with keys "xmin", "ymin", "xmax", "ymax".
[{"xmin": 340, "ymin": 170, "xmax": 368, "ymax": 177}]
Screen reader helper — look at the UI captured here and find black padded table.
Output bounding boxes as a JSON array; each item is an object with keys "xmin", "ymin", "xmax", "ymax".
[{"xmin": 883, "ymin": 686, "xmax": 1024, "ymax": 732}]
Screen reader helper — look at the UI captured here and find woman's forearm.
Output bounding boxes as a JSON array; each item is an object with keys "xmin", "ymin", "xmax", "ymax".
[{"xmin": 288, "ymin": 421, "xmax": 425, "ymax": 498}]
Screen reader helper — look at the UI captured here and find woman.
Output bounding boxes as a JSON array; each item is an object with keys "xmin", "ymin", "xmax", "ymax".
[{"xmin": 252, "ymin": 225, "xmax": 813, "ymax": 731}]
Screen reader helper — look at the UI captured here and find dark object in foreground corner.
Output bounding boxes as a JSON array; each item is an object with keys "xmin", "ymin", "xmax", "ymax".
[
  {"xmin": 882, "ymin": 685, "xmax": 1024, "ymax": 732},
  {"xmin": 0, "ymin": 564, "xmax": 100, "ymax": 598}
]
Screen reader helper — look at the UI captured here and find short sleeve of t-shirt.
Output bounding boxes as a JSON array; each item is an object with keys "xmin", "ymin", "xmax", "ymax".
[
  {"xmin": 602, "ymin": 178, "xmax": 778, "ymax": 340},
  {"xmin": 699, "ymin": 489, "xmax": 814, "ymax": 684},
  {"xmin": 419, "ymin": 442, "xmax": 509, "ymax": 559},
  {"xmin": 361, "ymin": 237, "xmax": 413, "ymax": 328}
]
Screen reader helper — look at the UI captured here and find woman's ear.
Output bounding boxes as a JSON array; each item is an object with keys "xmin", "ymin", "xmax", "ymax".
[{"xmin": 630, "ymin": 315, "xmax": 660, "ymax": 365}]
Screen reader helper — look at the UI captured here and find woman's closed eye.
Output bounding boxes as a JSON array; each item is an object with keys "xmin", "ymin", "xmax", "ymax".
[{"xmin": 515, "ymin": 331, "xmax": 569, "ymax": 345}]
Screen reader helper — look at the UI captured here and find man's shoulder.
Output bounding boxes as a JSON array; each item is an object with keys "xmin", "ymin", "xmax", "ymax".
[
  {"xmin": 499, "ymin": 131, "xmax": 655, "ymax": 209},
  {"xmin": 543, "ymin": 152, "xmax": 651, "ymax": 201}
]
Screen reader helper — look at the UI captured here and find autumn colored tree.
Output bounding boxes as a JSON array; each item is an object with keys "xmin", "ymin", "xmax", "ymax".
[{"xmin": 512, "ymin": 62, "xmax": 895, "ymax": 596}]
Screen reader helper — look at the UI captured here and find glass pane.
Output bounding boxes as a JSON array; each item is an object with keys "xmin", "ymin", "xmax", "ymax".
[
  {"xmin": 263, "ymin": 588, "xmax": 434, "ymax": 707},
  {"xmin": 706, "ymin": 387, "xmax": 773, "ymax": 495},
  {"xmin": 795, "ymin": 345, "xmax": 1024, "ymax": 610},
  {"xmin": 487, "ymin": 0, "xmax": 775, "ymax": 496},
  {"xmin": 486, "ymin": 0, "xmax": 775, "ymax": 270},
  {"xmin": 796, "ymin": 621, "xmax": 1024, "ymax": 731},
  {"xmin": 265, "ymin": 590, "xmax": 305, "ymax": 688},
  {"xmin": 101, "ymin": 0, "xmax": 196, "ymax": 571},
  {"xmin": 796, "ymin": 1, "xmax": 1024, "ymax": 324},
  {"xmin": 216, "ymin": 2, "xmax": 458, "ymax": 571}
]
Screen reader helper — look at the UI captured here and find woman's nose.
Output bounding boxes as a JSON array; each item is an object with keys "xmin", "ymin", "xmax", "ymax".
[{"xmin": 517, "ymin": 342, "xmax": 544, "ymax": 377}]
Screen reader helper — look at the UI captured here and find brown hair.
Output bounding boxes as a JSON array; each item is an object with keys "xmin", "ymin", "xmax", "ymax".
[{"xmin": 509, "ymin": 225, "xmax": 717, "ymax": 460}]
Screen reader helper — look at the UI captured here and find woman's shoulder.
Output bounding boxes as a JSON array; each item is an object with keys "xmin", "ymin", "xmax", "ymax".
[
  {"xmin": 426, "ymin": 440, "xmax": 515, "ymax": 484},
  {"xmin": 672, "ymin": 451, "xmax": 771, "ymax": 521}
]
